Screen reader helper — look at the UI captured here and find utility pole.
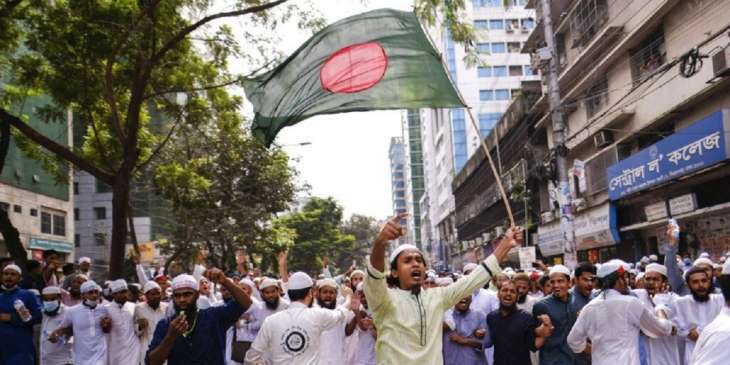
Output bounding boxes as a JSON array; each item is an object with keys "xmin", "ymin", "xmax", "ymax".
[{"xmin": 539, "ymin": 0, "xmax": 577, "ymax": 268}]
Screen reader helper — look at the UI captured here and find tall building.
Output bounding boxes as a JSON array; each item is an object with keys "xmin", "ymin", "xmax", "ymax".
[
  {"xmin": 526, "ymin": 0, "xmax": 730, "ymax": 264},
  {"xmin": 403, "ymin": 110, "xmax": 425, "ymax": 253},
  {"xmin": 388, "ymin": 137, "xmax": 408, "ymax": 246},
  {"xmin": 0, "ymin": 97, "xmax": 75, "ymax": 262},
  {"xmin": 420, "ymin": 0, "xmax": 537, "ymax": 269}
]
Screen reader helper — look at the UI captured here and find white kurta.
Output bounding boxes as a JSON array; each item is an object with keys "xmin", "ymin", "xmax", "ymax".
[
  {"xmin": 354, "ymin": 325, "xmax": 377, "ymax": 365},
  {"xmin": 245, "ymin": 302, "xmax": 351, "ymax": 365},
  {"xmin": 567, "ymin": 289, "xmax": 673, "ymax": 365},
  {"xmin": 40, "ymin": 305, "xmax": 73, "ymax": 365},
  {"xmin": 60, "ymin": 304, "xmax": 109, "ymax": 365},
  {"xmin": 318, "ymin": 309, "xmax": 355, "ymax": 365},
  {"xmin": 691, "ymin": 306, "xmax": 730, "ymax": 365},
  {"xmin": 104, "ymin": 301, "xmax": 141, "ymax": 365},
  {"xmin": 471, "ymin": 288, "xmax": 500, "ymax": 364},
  {"xmin": 634, "ymin": 290, "xmax": 681, "ymax": 365},
  {"xmin": 674, "ymin": 293, "xmax": 725, "ymax": 364},
  {"xmin": 133, "ymin": 301, "xmax": 168, "ymax": 364}
]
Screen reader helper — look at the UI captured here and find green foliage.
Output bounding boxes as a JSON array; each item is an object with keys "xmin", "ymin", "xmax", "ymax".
[
  {"xmin": 273, "ymin": 197, "xmax": 355, "ymax": 275},
  {"xmin": 339, "ymin": 214, "xmax": 379, "ymax": 268}
]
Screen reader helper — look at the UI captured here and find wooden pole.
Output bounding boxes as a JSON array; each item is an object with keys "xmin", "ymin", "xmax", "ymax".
[{"xmin": 464, "ymin": 107, "xmax": 515, "ymax": 227}]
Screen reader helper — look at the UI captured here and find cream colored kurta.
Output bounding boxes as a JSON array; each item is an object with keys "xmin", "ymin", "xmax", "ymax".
[{"xmin": 364, "ymin": 255, "xmax": 501, "ymax": 365}]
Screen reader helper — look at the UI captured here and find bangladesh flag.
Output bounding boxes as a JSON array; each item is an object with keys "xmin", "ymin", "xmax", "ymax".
[{"xmin": 244, "ymin": 8, "xmax": 465, "ymax": 146}]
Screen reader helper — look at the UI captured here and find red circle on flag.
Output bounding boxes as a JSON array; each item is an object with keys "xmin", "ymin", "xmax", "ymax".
[{"xmin": 320, "ymin": 42, "xmax": 388, "ymax": 94}]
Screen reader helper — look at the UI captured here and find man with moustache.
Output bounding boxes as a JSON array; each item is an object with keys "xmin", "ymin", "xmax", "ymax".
[
  {"xmin": 147, "ymin": 269, "xmax": 253, "ymax": 365},
  {"xmin": 691, "ymin": 258, "xmax": 730, "ymax": 363},
  {"xmin": 0, "ymin": 264, "xmax": 42, "ymax": 365},
  {"xmin": 674, "ymin": 265, "xmax": 724, "ymax": 364},
  {"xmin": 316, "ymin": 278, "xmax": 358, "ymax": 365},
  {"xmin": 514, "ymin": 273, "xmax": 538, "ymax": 313},
  {"xmin": 134, "ymin": 281, "xmax": 168, "ymax": 365},
  {"xmin": 532, "ymin": 265, "xmax": 579, "ymax": 365},
  {"xmin": 259, "ymin": 277, "xmax": 289, "ymax": 313},
  {"xmin": 39, "ymin": 286, "xmax": 74, "ymax": 365},
  {"xmin": 487, "ymin": 280, "xmax": 553, "ymax": 365},
  {"xmin": 104, "ymin": 279, "xmax": 142, "ymax": 365},
  {"xmin": 364, "ymin": 214, "xmax": 523, "ymax": 364},
  {"xmin": 245, "ymin": 272, "xmax": 357, "ymax": 364},
  {"xmin": 442, "ymin": 295, "xmax": 489, "ymax": 365}
]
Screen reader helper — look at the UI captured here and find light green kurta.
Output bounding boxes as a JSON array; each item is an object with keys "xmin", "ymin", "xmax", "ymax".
[{"xmin": 364, "ymin": 255, "xmax": 502, "ymax": 365}]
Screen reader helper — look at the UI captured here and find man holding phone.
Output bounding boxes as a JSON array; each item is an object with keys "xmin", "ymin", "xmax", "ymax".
[{"xmin": 146, "ymin": 268, "xmax": 252, "ymax": 365}]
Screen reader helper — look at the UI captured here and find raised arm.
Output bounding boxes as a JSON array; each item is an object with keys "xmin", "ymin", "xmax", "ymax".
[
  {"xmin": 363, "ymin": 214, "xmax": 406, "ymax": 312},
  {"xmin": 663, "ymin": 224, "xmax": 688, "ymax": 295},
  {"xmin": 277, "ymin": 249, "xmax": 289, "ymax": 284}
]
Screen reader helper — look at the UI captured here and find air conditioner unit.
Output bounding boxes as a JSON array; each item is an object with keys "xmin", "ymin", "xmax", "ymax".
[
  {"xmin": 712, "ymin": 48, "xmax": 730, "ymax": 79},
  {"xmin": 593, "ymin": 130, "xmax": 614, "ymax": 149}
]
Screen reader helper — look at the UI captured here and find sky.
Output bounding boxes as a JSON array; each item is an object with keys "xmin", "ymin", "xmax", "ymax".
[{"xmin": 231, "ymin": 0, "xmax": 413, "ymax": 219}]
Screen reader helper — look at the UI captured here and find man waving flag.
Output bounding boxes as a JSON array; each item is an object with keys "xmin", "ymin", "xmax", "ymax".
[{"xmin": 244, "ymin": 8, "xmax": 465, "ymax": 146}]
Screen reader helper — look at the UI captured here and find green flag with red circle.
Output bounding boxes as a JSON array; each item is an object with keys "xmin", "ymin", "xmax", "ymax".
[{"xmin": 244, "ymin": 8, "xmax": 465, "ymax": 146}]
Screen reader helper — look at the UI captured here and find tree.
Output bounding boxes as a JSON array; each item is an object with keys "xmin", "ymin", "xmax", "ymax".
[
  {"xmin": 340, "ymin": 214, "xmax": 379, "ymax": 269},
  {"xmin": 273, "ymin": 197, "xmax": 355, "ymax": 275},
  {"xmin": 153, "ymin": 114, "xmax": 297, "ymax": 272},
  {"xmin": 0, "ymin": 0, "xmax": 322, "ymax": 278}
]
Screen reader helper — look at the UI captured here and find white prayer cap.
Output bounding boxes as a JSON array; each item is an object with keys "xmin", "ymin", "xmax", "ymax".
[
  {"xmin": 288, "ymin": 272, "xmax": 313, "ymax": 291},
  {"xmin": 435, "ymin": 277, "xmax": 453, "ymax": 287},
  {"xmin": 713, "ymin": 263, "xmax": 722, "ymax": 270},
  {"xmin": 349, "ymin": 270, "xmax": 365, "ymax": 278},
  {"xmin": 80, "ymin": 280, "xmax": 101, "ymax": 294},
  {"xmin": 649, "ymin": 254, "xmax": 658, "ymax": 262},
  {"xmin": 607, "ymin": 259, "xmax": 632, "ymax": 271},
  {"xmin": 42, "ymin": 286, "xmax": 61, "ymax": 295},
  {"xmin": 238, "ymin": 278, "xmax": 256, "ymax": 290},
  {"xmin": 356, "ymin": 282, "xmax": 364, "ymax": 292},
  {"xmin": 389, "ymin": 244, "xmax": 422, "ymax": 264},
  {"xmin": 548, "ymin": 265, "xmax": 571, "ymax": 278},
  {"xmin": 109, "ymin": 279, "xmax": 128, "ymax": 294},
  {"xmin": 259, "ymin": 278, "xmax": 279, "ymax": 290},
  {"xmin": 143, "ymin": 281, "xmax": 161, "ymax": 294},
  {"xmin": 640, "ymin": 256, "xmax": 650, "ymax": 264},
  {"xmin": 723, "ymin": 259, "xmax": 730, "ymax": 275},
  {"xmin": 317, "ymin": 278, "xmax": 338, "ymax": 290},
  {"xmin": 78, "ymin": 257, "xmax": 91, "ymax": 264},
  {"xmin": 694, "ymin": 258, "xmax": 713, "ymax": 267},
  {"xmin": 3, "ymin": 264, "xmax": 21, "ymax": 275},
  {"xmin": 463, "ymin": 263, "xmax": 478, "ymax": 273},
  {"xmin": 645, "ymin": 263, "xmax": 668, "ymax": 277},
  {"xmin": 636, "ymin": 272, "xmax": 645, "ymax": 281},
  {"xmin": 171, "ymin": 274, "xmax": 198, "ymax": 292},
  {"xmin": 699, "ymin": 252, "xmax": 710, "ymax": 259},
  {"xmin": 597, "ymin": 262, "xmax": 623, "ymax": 278}
]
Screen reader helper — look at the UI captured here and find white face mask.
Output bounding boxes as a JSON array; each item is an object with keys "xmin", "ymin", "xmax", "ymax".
[
  {"xmin": 83, "ymin": 299, "xmax": 98, "ymax": 308},
  {"xmin": 43, "ymin": 300, "xmax": 60, "ymax": 313}
]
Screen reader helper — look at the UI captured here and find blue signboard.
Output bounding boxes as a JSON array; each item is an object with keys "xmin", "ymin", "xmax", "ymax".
[
  {"xmin": 29, "ymin": 237, "xmax": 73, "ymax": 253},
  {"xmin": 607, "ymin": 109, "xmax": 730, "ymax": 200}
]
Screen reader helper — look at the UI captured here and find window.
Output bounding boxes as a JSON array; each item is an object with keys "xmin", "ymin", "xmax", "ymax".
[
  {"xmin": 506, "ymin": 19, "xmax": 520, "ymax": 31},
  {"xmin": 478, "ymin": 66, "xmax": 492, "ymax": 77},
  {"xmin": 0, "ymin": 202, "xmax": 8, "ymax": 211},
  {"xmin": 30, "ymin": 209, "xmax": 38, "ymax": 217},
  {"xmin": 495, "ymin": 89, "xmax": 510, "ymax": 100},
  {"xmin": 571, "ymin": 0, "xmax": 608, "ymax": 47},
  {"xmin": 13, "ymin": 205, "xmax": 21, "ymax": 213},
  {"xmin": 53, "ymin": 214, "xmax": 65, "ymax": 236},
  {"xmin": 73, "ymin": 182, "xmax": 79, "ymax": 195},
  {"xmin": 41, "ymin": 212, "xmax": 52, "ymax": 234},
  {"xmin": 522, "ymin": 18, "xmax": 535, "ymax": 29},
  {"xmin": 491, "ymin": 43, "xmax": 506, "ymax": 54},
  {"xmin": 585, "ymin": 76, "xmax": 609, "ymax": 117},
  {"xmin": 478, "ymin": 113, "xmax": 502, "ymax": 137},
  {"xmin": 509, "ymin": 65, "xmax": 523, "ymax": 76},
  {"xmin": 511, "ymin": 89, "xmax": 521, "ymax": 99},
  {"xmin": 74, "ymin": 234, "xmax": 80, "ymax": 247},
  {"xmin": 396, "ymin": 191, "xmax": 405, "ymax": 198},
  {"xmin": 94, "ymin": 233, "xmax": 106, "ymax": 246},
  {"xmin": 477, "ymin": 43, "xmax": 490, "ymax": 53},
  {"xmin": 507, "ymin": 42, "xmax": 521, "ymax": 53},
  {"xmin": 474, "ymin": 20, "xmax": 489, "ymax": 30},
  {"xmin": 489, "ymin": 19, "xmax": 504, "ymax": 30},
  {"xmin": 487, "ymin": 0, "xmax": 502, "ymax": 6},
  {"xmin": 96, "ymin": 179, "xmax": 112, "ymax": 193},
  {"xmin": 524, "ymin": 65, "xmax": 535, "ymax": 75},
  {"xmin": 493, "ymin": 66, "xmax": 507, "ymax": 77},
  {"xmin": 629, "ymin": 28, "xmax": 666, "ymax": 84},
  {"xmin": 516, "ymin": 0, "xmax": 527, "ymax": 5},
  {"xmin": 94, "ymin": 207, "xmax": 106, "ymax": 220},
  {"xmin": 74, "ymin": 208, "xmax": 80, "ymax": 221},
  {"xmin": 479, "ymin": 90, "xmax": 494, "ymax": 101},
  {"xmin": 586, "ymin": 146, "xmax": 618, "ymax": 195}
]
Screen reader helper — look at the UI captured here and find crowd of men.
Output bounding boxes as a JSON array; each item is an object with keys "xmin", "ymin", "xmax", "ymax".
[{"xmin": 0, "ymin": 219, "xmax": 729, "ymax": 365}]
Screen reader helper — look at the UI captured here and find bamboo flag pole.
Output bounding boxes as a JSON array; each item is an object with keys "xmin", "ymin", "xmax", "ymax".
[{"xmin": 464, "ymin": 107, "xmax": 515, "ymax": 227}]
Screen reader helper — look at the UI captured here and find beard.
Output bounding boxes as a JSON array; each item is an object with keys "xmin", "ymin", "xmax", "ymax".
[
  {"xmin": 264, "ymin": 297, "xmax": 280, "ymax": 310},
  {"xmin": 517, "ymin": 293, "xmax": 527, "ymax": 304},
  {"xmin": 317, "ymin": 298, "xmax": 336, "ymax": 310},
  {"xmin": 691, "ymin": 289, "xmax": 710, "ymax": 302},
  {"xmin": 174, "ymin": 301, "xmax": 198, "ymax": 321}
]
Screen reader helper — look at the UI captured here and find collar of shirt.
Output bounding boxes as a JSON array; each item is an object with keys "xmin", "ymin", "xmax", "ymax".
[{"xmin": 289, "ymin": 301, "xmax": 308, "ymax": 309}]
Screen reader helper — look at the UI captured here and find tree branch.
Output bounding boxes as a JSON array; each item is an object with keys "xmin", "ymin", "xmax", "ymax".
[
  {"xmin": 143, "ymin": 77, "xmax": 242, "ymax": 100},
  {"xmin": 135, "ymin": 121, "xmax": 177, "ymax": 172},
  {"xmin": 0, "ymin": 108, "xmax": 115, "ymax": 184},
  {"xmin": 152, "ymin": 0, "xmax": 289, "ymax": 65},
  {"xmin": 104, "ymin": 58, "xmax": 126, "ymax": 140}
]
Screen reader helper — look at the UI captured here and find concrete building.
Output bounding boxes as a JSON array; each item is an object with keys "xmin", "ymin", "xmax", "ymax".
[
  {"xmin": 0, "ymin": 98, "xmax": 75, "ymax": 262},
  {"xmin": 419, "ymin": 0, "xmax": 538, "ymax": 269},
  {"xmin": 388, "ymin": 137, "xmax": 408, "ymax": 247},
  {"xmin": 527, "ymin": 0, "xmax": 730, "ymax": 264},
  {"xmin": 402, "ymin": 110, "xmax": 426, "ymax": 254}
]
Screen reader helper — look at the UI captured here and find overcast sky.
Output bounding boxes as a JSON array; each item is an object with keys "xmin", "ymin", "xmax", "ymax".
[{"xmin": 232, "ymin": 0, "xmax": 413, "ymax": 220}]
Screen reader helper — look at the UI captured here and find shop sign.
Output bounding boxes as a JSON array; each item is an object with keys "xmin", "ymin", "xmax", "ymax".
[
  {"xmin": 669, "ymin": 193, "xmax": 697, "ymax": 216},
  {"xmin": 644, "ymin": 201, "xmax": 668, "ymax": 221},
  {"xmin": 29, "ymin": 237, "xmax": 73, "ymax": 253},
  {"xmin": 573, "ymin": 203, "xmax": 620, "ymax": 250},
  {"xmin": 537, "ymin": 221, "xmax": 564, "ymax": 257},
  {"xmin": 518, "ymin": 246, "xmax": 536, "ymax": 270},
  {"xmin": 607, "ymin": 109, "xmax": 730, "ymax": 200}
]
